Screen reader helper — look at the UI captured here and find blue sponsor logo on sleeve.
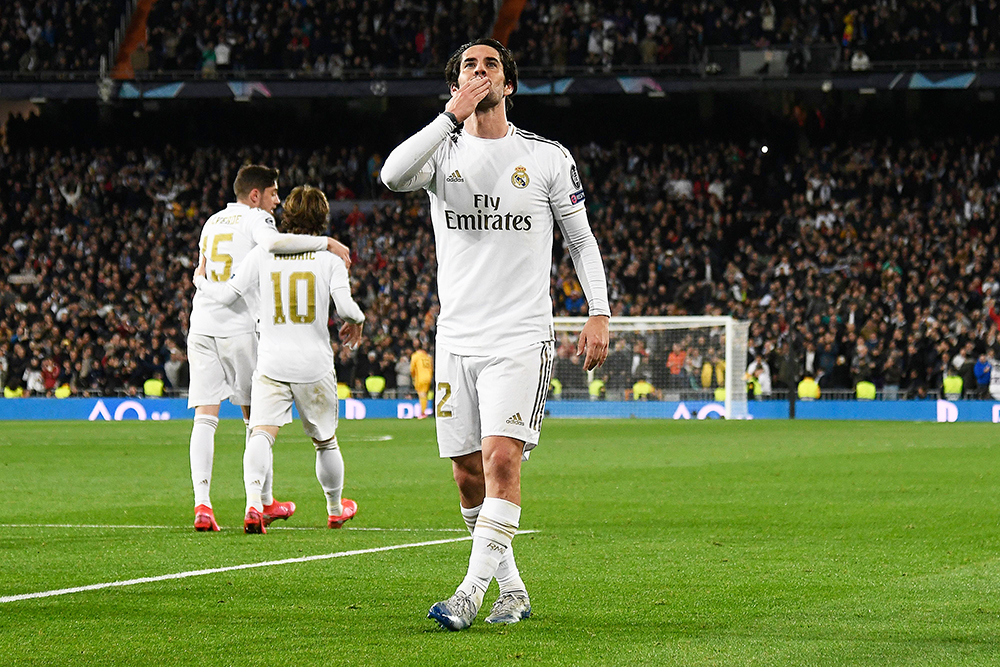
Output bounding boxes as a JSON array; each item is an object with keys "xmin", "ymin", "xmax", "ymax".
[{"xmin": 569, "ymin": 189, "xmax": 586, "ymax": 205}]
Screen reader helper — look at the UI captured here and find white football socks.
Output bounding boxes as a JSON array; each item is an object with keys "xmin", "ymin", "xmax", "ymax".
[
  {"xmin": 244, "ymin": 430, "xmax": 274, "ymax": 513},
  {"xmin": 314, "ymin": 437, "xmax": 345, "ymax": 516},
  {"xmin": 246, "ymin": 418, "xmax": 275, "ymax": 506},
  {"xmin": 457, "ymin": 497, "xmax": 521, "ymax": 608},
  {"xmin": 460, "ymin": 503, "xmax": 527, "ymax": 595},
  {"xmin": 190, "ymin": 415, "xmax": 219, "ymax": 508}
]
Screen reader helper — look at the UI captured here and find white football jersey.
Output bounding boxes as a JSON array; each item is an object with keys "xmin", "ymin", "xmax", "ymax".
[
  {"xmin": 424, "ymin": 123, "xmax": 595, "ymax": 354},
  {"xmin": 200, "ymin": 246, "xmax": 364, "ymax": 384},
  {"xmin": 191, "ymin": 202, "xmax": 331, "ymax": 337}
]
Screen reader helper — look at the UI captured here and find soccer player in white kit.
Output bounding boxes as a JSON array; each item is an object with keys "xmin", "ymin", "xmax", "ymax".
[
  {"xmin": 194, "ymin": 185, "xmax": 365, "ymax": 533},
  {"xmin": 189, "ymin": 165, "xmax": 351, "ymax": 532},
  {"xmin": 381, "ymin": 38, "xmax": 611, "ymax": 629}
]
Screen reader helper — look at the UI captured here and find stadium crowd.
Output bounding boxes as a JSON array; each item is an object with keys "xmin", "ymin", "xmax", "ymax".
[
  {"xmin": 1, "ymin": 0, "xmax": 121, "ymax": 73},
  {"xmin": 6, "ymin": 1, "xmax": 1000, "ymax": 74},
  {"xmin": 3, "ymin": 134, "xmax": 1000, "ymax": 400}
]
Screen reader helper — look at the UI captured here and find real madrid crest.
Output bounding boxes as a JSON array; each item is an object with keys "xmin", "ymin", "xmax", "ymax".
[{"xmin": 511, "ymin": 165, "xmax": 529, "ymax": 189}]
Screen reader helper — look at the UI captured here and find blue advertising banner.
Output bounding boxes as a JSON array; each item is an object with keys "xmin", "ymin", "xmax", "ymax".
[{"xmin": 2, "ymin": 397, "xmax": 1000, "ymax": 423}]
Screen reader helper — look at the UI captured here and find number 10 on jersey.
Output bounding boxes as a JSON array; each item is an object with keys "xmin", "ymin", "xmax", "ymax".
[{"xmin": 270, "ymin": 271, "xmax": 316, "ymax": 324}]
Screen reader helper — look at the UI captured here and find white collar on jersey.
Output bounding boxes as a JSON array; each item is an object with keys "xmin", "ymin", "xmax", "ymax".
[{"xmin": 463, "ymin": 123, "xmax": 516, "ymax": 141}]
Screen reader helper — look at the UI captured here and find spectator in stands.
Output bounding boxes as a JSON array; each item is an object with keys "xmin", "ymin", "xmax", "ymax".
[
  {"xmin": 850, "ymin": 48, "xmax": 871, "ymax": 71},
  {"xmin": 553, "ymin": 337, "xmax": 587, "ymax": 399},
  {"xmin": 882, "ymin": 349, "xmax": 904, "ymax": 400},
  {"xmin": 666, "ymin": 342, "xmax": 686, "ymax": 388},
  {"xmin": 334, "ymin": 345, "xmax": 357, "ymax": 392},
  {"xmin": 164, "ymin": 348, "xmax": 189, "ymax": 390},
  {"xmin": 7, "ymin": 134, "xmax": 1000, "ymax": 402}
]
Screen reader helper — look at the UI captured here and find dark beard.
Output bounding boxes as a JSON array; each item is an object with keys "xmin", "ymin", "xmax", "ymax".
[{"xmin": 475, "ymin": 90, "xmax": 502, "ymax": 112}]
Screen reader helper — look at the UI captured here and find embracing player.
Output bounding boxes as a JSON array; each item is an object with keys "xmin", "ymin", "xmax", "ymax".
[
  {"xmin": 194, "ymin": 185, "xmax": 365, "ymax": 533},
  {"xmin": 189, "ymin": 165, "xmax": 351, "ymax": 531},
  {"xmin": 381, "ymin": 38, "xmax": 610, "ymax": 629}
]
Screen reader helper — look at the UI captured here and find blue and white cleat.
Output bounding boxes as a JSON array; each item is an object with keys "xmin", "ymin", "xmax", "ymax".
[
  {"xmin": 428, "ymin": 592, "xmax": 479, "ymax": 631},
  {"xmin": 485, "ymin": 591, "xmax": 532, "ymax": 624}
]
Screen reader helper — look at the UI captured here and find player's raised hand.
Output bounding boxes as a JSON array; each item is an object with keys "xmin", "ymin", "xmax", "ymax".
[
  {"xmin": 340, "ymin": 321, "xmax": 363, "ymax": 350},
  {"xmin": 327, "ymin": 237, "xmax": 352, "ymax": 268},
  {"xmin": 445, "ymin": 75, "xmax": 491, "ymax": 124},
  {"xmin": 577, "ymin": 315, "xmax": 610, "ymax": 371}
]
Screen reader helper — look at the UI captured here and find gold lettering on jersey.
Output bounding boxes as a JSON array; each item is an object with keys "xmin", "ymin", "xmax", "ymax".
[
  {"xmin": 213, "ymin": 216, "xmax": 241, "ymax": 225},
  {"xmin": 288, "ymin": 272, "xmax": 317, "ymax": 324},
  {"xmin": 436, "ymin": 382, "xmax": 452, "ymax": 418},
  {"xmin": 275, "ymin": 252, "xmax": 317, "ymax": 261},
  {"xmin": 511, "ymin": 166, "xmax": 529, "ymax": 189},
  {"xmin": 270, "ymin": 272, "xmax": 287, "ymax": 325},
  {"xmin": 270, "ymin": 271, "xmax": 317, "ymax": 324},
  {"xmin": 208, "ymin": 233, "xmax": 234, "ymax": 282}
]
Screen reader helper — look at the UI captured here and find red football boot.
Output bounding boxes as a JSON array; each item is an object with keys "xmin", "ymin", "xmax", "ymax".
[
  {"xmin": 262, "ymin": 500, "xmax": 296, "ymax": 527},
  {"xmin": 244, "ymin": 507, "xmax": 267, "ymax": 534},
  {"xmin": 327, "ymin": 499, "xmax": 358, "ymax": 529},
  {"xmin": 194, "ymin": 504, "xmax": 220, "ymax": 532}
]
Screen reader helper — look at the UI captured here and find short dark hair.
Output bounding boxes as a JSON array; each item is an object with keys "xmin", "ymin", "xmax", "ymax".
[
  {"xmin": 281, "ymin": 185, "xmax": 329, "ymax": 235},
  {"xmin": 444, "ymin": 38, "xmax": 518, "ymax": 112},
  {"xmin": 234, "ymin": 164, "xmax": 279, "ymax": 200}
]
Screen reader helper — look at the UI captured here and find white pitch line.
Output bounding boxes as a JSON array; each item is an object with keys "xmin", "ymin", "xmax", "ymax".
[
  {"xmin": 1, "ymin": 529, "xmax": 538, "ymax": 604},
  {"xmin": 1, "ymin": 536, "xmax": 471, "ymax": 604},
  {"xmin": 1, "ymin": 524, "xmax": 179, "ymax": 529},
  {"xmin": 0, "ymin": 524, "xmax": 466, "ymax": 532}
]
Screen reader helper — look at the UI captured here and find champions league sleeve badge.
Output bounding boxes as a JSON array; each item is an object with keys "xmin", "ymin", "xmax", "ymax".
[
  {"xmin": 570, "ymin": 165, "xmax": 581, "ymax": 189},
  {"xmin": 511, "ymin": 165, "xmax": 529, "ymax": 189}
]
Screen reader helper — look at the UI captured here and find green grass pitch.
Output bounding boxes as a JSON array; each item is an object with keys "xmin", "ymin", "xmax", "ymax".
[{"xmin": 2, "ymin": 418, "xmax": 1000, "ymax": 666}]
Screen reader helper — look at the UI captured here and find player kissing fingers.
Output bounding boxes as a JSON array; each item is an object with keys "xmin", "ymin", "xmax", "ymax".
[{"xmin": 446, "ymin": 77, "xmax": 491, "ymax": 123}]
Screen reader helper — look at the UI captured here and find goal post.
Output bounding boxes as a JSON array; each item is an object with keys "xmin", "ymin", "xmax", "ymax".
[{"xmin": 551, "ymin": 316, "xmax": 751, "ymax": 419}]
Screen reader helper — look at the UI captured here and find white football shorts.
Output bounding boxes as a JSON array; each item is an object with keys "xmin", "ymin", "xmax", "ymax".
[
  {"xmin": 249, "ymin": 370, "xmax": 339, "ymax": 442},
  {"xmin": 434, "ymin": 340, "xmax": 554, "ymax": 459},
  {"xmin": 187, "ymin": 332, "xmax": 257, "ymax": 408}
]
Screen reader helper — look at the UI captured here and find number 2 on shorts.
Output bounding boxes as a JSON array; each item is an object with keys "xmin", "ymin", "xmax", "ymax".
[{"xmin": 436, "ymin": 382, "xmax": 452, "ymax": 418}]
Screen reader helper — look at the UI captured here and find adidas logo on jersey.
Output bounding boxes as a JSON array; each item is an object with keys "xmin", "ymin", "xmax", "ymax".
[
  {"xmin": 506, "ymin": 413, "xmax": 524, "ymax": 426},
  {"xmin": 446, "ymin": 170, "xmax": 464, "ymax": 182}
]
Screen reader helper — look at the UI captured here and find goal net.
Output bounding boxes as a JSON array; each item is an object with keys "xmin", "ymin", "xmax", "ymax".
[{"xmin": 551, "ymin": 316, "xmax": 751, "ymax": 419}]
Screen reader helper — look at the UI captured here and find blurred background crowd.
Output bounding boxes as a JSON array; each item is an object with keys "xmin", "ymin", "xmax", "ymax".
[
  {"xmin": 6, "ymin": 0, "xmax": 1000, "ymax": 74},
  {"xmin": 3, "ymin": 132, "xmax": 1000, "ymax": 400}
]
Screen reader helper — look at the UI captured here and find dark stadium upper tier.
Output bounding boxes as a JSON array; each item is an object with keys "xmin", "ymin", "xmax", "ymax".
[
  {"xmin": 5, "ymin": 0, "xmax": 1000, "ymax": 74},
  {"xmin": 0, "ymin": 0, "xmax": 124, "ymax": 73}
]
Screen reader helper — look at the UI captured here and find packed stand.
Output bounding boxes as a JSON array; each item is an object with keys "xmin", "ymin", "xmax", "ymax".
[
  {"xmin": 144, "ymin": 0, "xmax": 494, "ymax": 74},
  {"xmin": 0, "ymin": 143, "xmax": 393, "ymax": 398},
  {"xmin": 4, "ymin": 135, "xmax": 1000, "ymax": 401},
  {"xmin": 0, "ymin": 0, "xmax": 123, "ymax": 73},
  {"xmin": 6, "ymin": 1, "xmax": 1000, "ymax": 76},
  {"xmin": 140, "ymin": 1, "xmax": 1000, "ymax": 76},
  {"xmin": 574, "ymin": 136, "xmax": 1000, "ymax": 400}
]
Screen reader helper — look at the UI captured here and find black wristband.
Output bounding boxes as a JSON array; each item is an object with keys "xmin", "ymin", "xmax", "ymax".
[{"xmin": 442, "ymin": 111, "xmax": 459, "ymax": 128}]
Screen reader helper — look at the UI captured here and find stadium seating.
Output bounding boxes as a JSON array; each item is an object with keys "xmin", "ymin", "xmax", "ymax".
[
  {"xmin": 1, "ymin": 136, "xmax": 998, "ymax": 399},
  {"xmin": 0, "ymin": 0, "xmax": 124, "ymax": 73},
  {"xmin": 5, "ymin": 1, "xmax": 1000, "ymax": 74}
]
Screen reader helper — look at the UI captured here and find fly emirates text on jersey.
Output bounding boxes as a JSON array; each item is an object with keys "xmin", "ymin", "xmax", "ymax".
[{"xmin": 444, "ymin": 194, "xmax": 533, "ymax": 232}]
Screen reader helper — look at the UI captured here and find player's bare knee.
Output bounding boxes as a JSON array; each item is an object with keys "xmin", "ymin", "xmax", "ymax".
[
  {"xmin": 314, "ymin": 436, "xmax": 339, "ymax": 451},
  {"xmin": 452, "ymin": 464, "xmax": 483, "ymax": 489},
  {"xmin": 482, "ymin": 437, "xmax": 524, "ymax": 470},
  {"xmin": 451, "ymin": 457, "xmax": 485, "ymax": 503}
]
